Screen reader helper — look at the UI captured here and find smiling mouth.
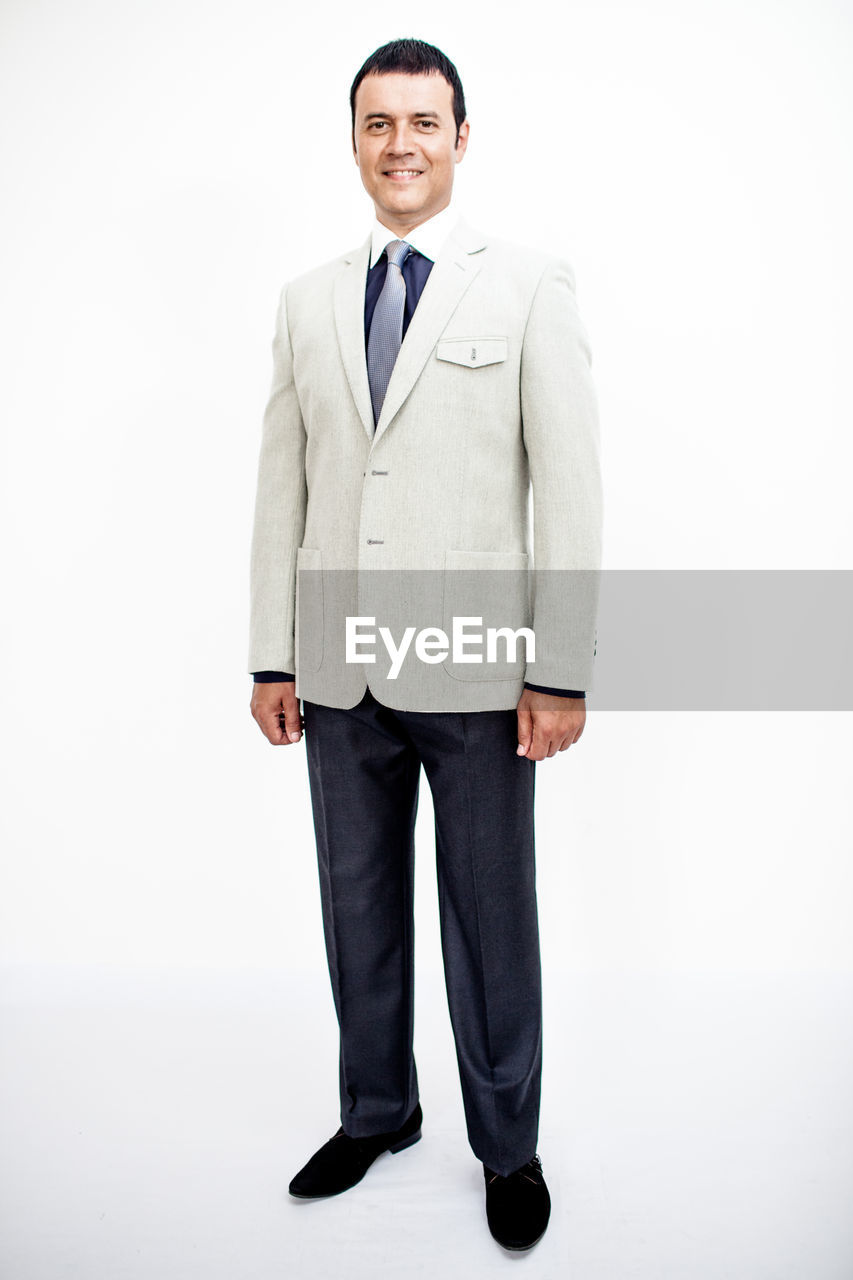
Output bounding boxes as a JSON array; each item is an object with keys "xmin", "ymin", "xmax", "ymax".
[{"xmin": 383, "ymin": 169, "xmax": 424, "ymax": 180}]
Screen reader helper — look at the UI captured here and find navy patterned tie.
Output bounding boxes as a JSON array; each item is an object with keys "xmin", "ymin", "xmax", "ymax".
[{"xmin": 367, "ymin": 239, "xmax": 411, "ymax": 429}]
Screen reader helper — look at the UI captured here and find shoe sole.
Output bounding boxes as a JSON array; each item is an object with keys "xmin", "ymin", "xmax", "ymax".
[{"xmin": 493, "ymin": 1229, "xmax": 548, "ymax": 1251}]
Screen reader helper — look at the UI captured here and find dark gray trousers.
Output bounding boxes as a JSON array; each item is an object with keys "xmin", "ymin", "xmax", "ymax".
[{"xmin": 301, "ymin": 687, "xmax": 541, "ymax": 1177}]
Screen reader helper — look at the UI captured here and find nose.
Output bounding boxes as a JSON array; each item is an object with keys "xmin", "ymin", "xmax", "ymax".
[{"xmin": 384, "ymin": 123, "xmax": 417, "ymax": 156}]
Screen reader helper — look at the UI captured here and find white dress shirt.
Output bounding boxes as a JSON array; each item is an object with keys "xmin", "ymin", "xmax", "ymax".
[{"xmin": 369, "ymin": 197, "xmax": 462, "ymax": 268}]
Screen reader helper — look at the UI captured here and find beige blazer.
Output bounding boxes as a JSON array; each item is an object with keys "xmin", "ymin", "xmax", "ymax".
[{"xmin": 248, "ymin": 216, "xmax": 603, "ymax": 711}]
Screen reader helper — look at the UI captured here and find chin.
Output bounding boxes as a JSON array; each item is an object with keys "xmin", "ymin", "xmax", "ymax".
[{"xmin": 384, "ymin": 198, "xmax": 420, "ymax": 216}]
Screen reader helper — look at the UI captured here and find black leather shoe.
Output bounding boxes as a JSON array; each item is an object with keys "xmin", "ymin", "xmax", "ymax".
[
  {"xmin": 483, "ymin": 1153, "xmax": 551, "ymax": 1250},
  {"xmin": 288, "ymin": 1103, "xmax": 422, "ymax": 1198}
]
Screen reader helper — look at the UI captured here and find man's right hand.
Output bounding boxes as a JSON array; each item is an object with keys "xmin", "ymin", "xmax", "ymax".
[{"xmin": 250, "ymin": 681, "xmax": 304, "ymax": 746}]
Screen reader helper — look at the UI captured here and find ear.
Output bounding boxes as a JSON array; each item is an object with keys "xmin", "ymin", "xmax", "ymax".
[{"xmin": 455, "ymin": 118, "xmax": 470, "ymax": 161}]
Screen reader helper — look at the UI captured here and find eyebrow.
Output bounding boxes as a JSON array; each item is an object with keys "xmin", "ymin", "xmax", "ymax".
[{"xmin": 363, "ymin": 111, "xmax": 441, "ymax": 121}]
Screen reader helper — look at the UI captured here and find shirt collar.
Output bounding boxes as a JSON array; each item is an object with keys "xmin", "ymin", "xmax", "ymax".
[{"xmin": 369, "ymin": 198, "xmax": 462, "ymax": 269}]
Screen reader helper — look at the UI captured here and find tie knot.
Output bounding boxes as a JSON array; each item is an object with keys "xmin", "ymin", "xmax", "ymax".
[{"xmin": 385, "ymin": 239, "xmax": 411, "ymax": 270}]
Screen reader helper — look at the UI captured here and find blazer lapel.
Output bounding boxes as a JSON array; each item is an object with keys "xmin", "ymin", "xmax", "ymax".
[
  {"xmin": 333, "ymin": 231, "xmax": 375, "ymax": 441},
  {"xmin": 373, "ymin": 218, "xmax": 487, "ymax": 446},
  {"xmin": 333, "ymin": 217, "xmax": 488, "ymax": 446}
]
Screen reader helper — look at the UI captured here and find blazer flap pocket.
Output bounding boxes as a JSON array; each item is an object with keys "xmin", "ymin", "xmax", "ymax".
[
  {"xmin": 296, "ymin": 546, "xmax": 322, "ymax": 571},
  {"xmin": 436, "ymin": 337, "xmax": 508, "ymax": 368},
  {"xmin": 442, "ymin": 549, "xmax": 531, "ymax": 681},
  {"xmin": 445, "ymin": 549, "xmax": 528, "ymax": 572}
]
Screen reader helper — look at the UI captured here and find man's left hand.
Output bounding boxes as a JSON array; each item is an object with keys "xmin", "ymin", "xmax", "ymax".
[{"xmin": 516, "ymin": 688, "xmax": 586, "ymax": 760}]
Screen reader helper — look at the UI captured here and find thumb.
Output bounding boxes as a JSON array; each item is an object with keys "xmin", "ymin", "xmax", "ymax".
[
  {"xmin": 281, "ymin": 701, "xmax": 303, "ymax": 744},
  {"xmin": 516, "ymin": 704, "xmax": 533, "ymax": 756}
]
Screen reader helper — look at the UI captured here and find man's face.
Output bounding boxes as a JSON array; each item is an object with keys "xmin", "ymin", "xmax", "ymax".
[{"xmin": 352, "ymin": 71, "xmax": 469, "ymax": 234}]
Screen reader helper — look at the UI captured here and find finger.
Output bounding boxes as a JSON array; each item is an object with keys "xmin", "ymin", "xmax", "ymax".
[
  {"xmin": 527, "ymin": 724, "xmax": 550, "ymax": 762},
  {"xmin": 516, "ymin": 705, "xmax": 533, "ymax": 756},
  {"xmin": 257, "ymin": 716, "xmax": 284, "ymax": 747},
  {"xmin": 262, "ymin": 710, "xmax": 286, "ymax": 745}
]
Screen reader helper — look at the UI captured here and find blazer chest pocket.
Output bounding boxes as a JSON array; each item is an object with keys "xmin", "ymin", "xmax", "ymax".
[{"xmin": 435, "ymin": 337, "xmax": 508, "ymax": 368}]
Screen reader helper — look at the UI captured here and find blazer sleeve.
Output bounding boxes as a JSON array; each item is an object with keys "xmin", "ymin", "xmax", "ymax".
[
  {"xmin": 248, "ymin": 284, "xmax": 308, "ymax": 675},
  {"xmin": 520, "ymin": 259, "xmax": 603, "ymax": 692}
]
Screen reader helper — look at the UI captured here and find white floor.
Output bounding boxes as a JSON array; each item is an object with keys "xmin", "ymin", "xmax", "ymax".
[{"xmin": 1, "ymin": 966, "xmax": 852, "ymax": 1280}]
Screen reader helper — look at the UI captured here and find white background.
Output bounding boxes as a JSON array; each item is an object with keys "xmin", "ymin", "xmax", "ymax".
[{"xmin": 1, "ymin": 1, "xmax": 852, "ymax": 1277}]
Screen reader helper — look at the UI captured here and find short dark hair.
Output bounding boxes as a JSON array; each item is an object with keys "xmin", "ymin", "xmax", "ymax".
[{"xmin": 350, "ymin": 38, "xmax": 467, "ymax": 147}]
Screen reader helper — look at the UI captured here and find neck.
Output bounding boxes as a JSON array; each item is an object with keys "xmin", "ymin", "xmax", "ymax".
[{"xmin": 376, "ymin": 197, "xmax": 452, "ymax": 238}]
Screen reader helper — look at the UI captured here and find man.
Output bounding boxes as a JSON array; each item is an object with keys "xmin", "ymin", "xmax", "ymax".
[{"xmin": 248, "ymin": 38, "xmax": 602, "ymax": 1252}]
